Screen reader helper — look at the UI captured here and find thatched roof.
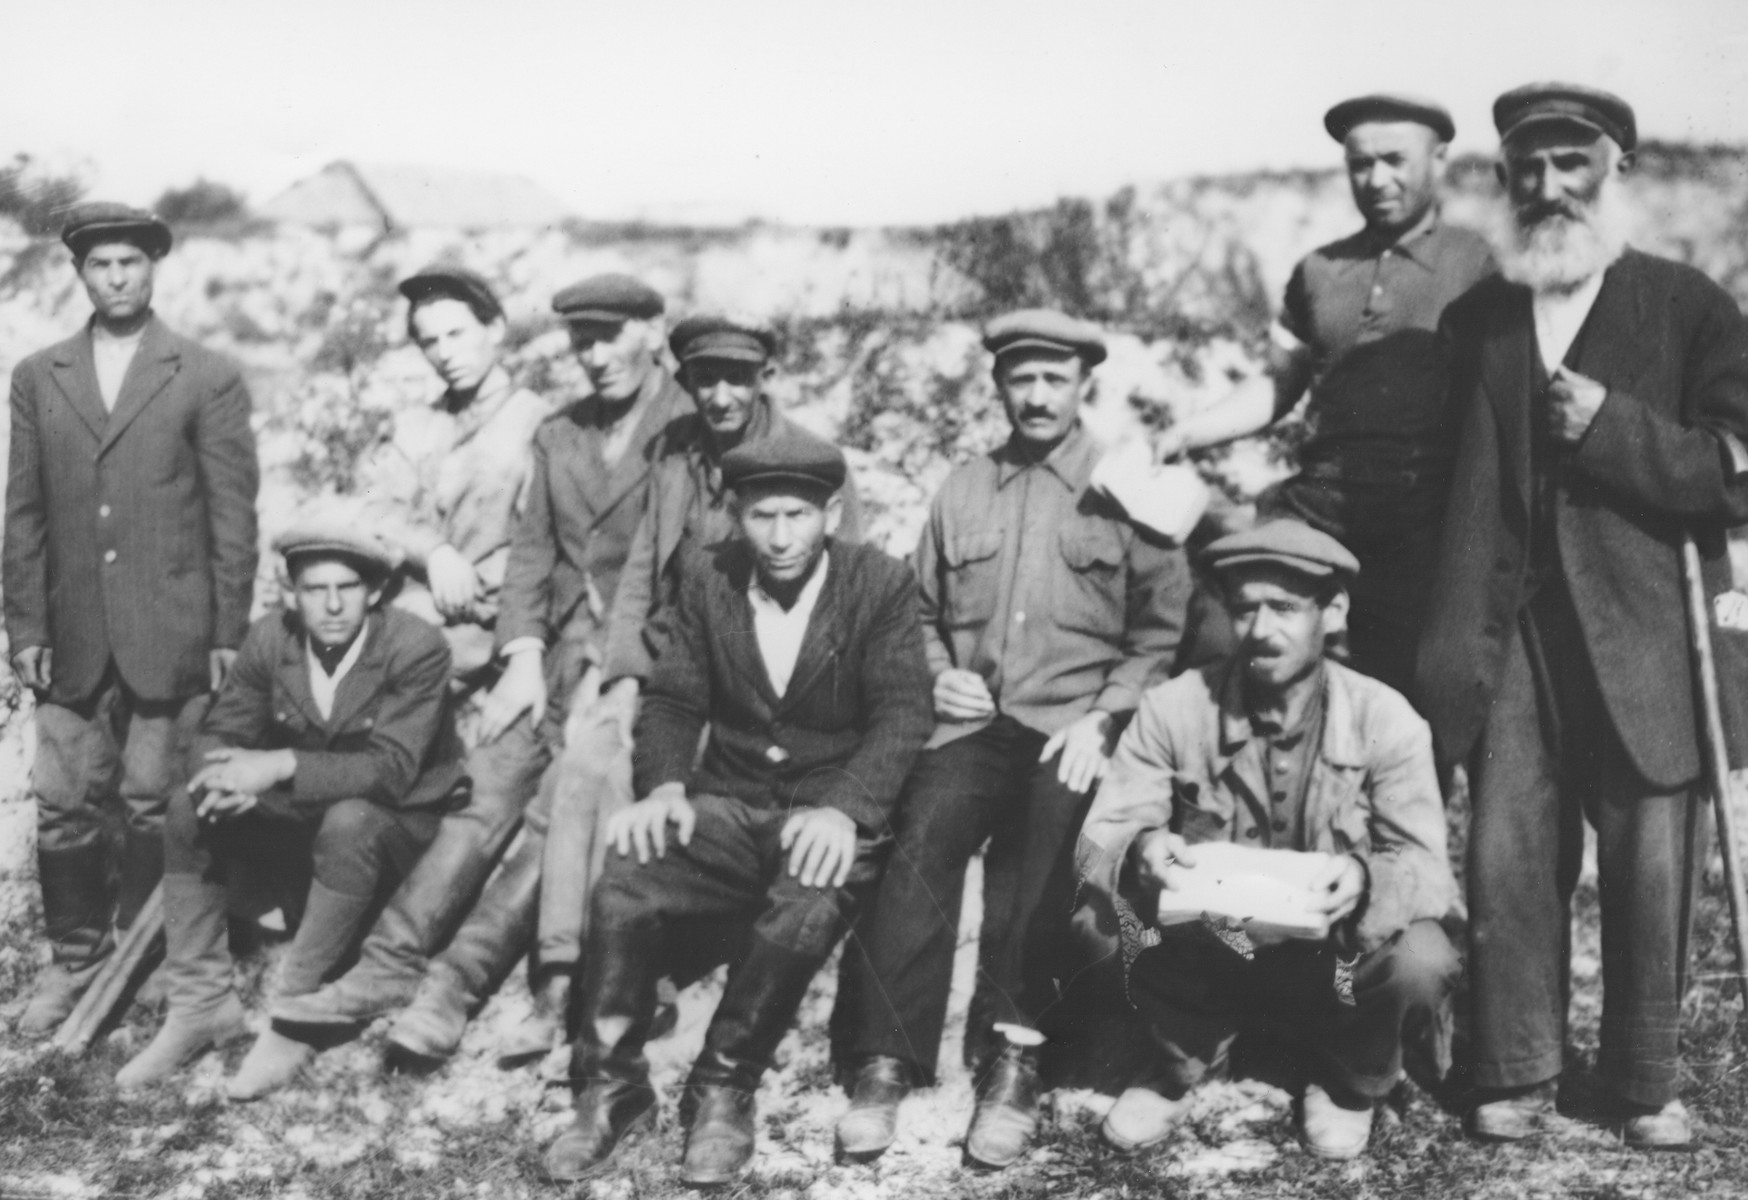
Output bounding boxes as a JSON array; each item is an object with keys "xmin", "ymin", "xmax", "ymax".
[{"xmin": 262, "ymin": 161, "xmax": 572, "ymax": 231}]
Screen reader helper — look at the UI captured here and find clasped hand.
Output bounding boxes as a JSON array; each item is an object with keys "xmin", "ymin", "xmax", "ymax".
[
  {"xmin": 188, "ymin": 746, "xmax": 295, "ymax": 822},
  {"xmin": 1546, "ymin": 367, "xmax": 1606, "ymax": 445}
]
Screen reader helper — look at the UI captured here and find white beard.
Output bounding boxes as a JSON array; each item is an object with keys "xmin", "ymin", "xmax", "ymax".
[{"xmin": 1494, "ymin": 185, "xmax": 1629, "ymax": 295}]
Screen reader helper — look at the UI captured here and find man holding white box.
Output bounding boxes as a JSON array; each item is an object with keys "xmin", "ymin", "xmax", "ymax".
[{"xmin": 1073, "ymin": 518, "xmax": 1459, "ymax": 1161}]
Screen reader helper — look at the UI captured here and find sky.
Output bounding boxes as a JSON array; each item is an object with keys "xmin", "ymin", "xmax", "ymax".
[{"xmin": 4, "ymin": 0, "xmax": 1745, "ymax": 227}]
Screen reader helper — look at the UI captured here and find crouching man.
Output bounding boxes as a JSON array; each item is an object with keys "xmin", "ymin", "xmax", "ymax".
[
  {"xmin": 542, "ymin": 431, "xmax": 933, "ymax": 1186},
  {"xmin": 116, "ymin": 525, "xmax": 465, "ymax": 1094},
  {"xmin": 1072, "ymin": 519, "xmax": 1459, "ymax": 1160}
]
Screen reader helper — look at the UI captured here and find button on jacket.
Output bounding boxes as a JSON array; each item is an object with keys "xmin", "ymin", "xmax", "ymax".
[{"xmin": 914, "ymin": 422, "xmax": 1190, "ymax": 743}]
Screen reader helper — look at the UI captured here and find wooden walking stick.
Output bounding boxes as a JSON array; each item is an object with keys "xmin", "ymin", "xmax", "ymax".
[
  {"xmin": 1680, "ymin": 533, "xmax": 1748, "ymax": 1006},
  {"xmin": 50, "ymin": 882, "xmax": 165, "ymax": 1054}
]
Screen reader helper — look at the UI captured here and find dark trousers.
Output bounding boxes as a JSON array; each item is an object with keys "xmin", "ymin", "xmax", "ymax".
[
  {"xmin": 1128, "ymin": 920, "xmax": 1458, "ymax": 1099},
  {"xmin": 832, "ymin": 718, "xmax": 1087, "ymax": 1081},
  {"xmin": 1468, "ymin": 582, "xmax": 1700, "ymax": 1107}
]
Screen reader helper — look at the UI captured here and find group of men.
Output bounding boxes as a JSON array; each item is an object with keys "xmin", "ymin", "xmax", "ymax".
[{"xmin": 6, "ymin": 77, "xmax": 1748, "ymax": 1184}]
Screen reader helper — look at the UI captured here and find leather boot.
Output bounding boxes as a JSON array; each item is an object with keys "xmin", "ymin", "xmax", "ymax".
[
  {"xmin": 228, "ymin": 880, "xmax": 373, "ymax": 1100},
  {"xmin": 965, "ymin": 1041, "xmax": 1043, "ymax": 1169},
  {"xmin": 117, "ymin": 874, "xmax": 248, "ymax": 1089},
  {"xmin": 681, "ymin": 936, "xmax": 823, "ymax": 1186},
  {"xmin": 543, "ymin": 923, "xmax": 662, "ymax": 1183},
  {"xmin": 835, "ymin": 1055, "xmax": 913, "ymax": 1162},
  {"xmin": 116, "ymin": 823, "xmax": 164, "ymax": 933},
  {"xmin": 19, "ymin": 842, "xmax": 115, "ymax": 1035},
  {"xmin": 384, "ymin": 961, "xmax": 472, "ymax": 1066},
  {"xmin": 499, "ymin": 967, "xmax": 571, "ymax": 1069},
  {"xmin": 272, "ymin": 817, "xmax": 511, "ymax": 1026}
]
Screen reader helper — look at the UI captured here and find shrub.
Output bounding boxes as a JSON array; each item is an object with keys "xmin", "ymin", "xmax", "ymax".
[
  {"xmin": 153, "ymin": 178, "xmax": 250, "ymax": 226},
  {"xmin": 0, "ymin": 154, "xmax": 86, "ymax": 236}
]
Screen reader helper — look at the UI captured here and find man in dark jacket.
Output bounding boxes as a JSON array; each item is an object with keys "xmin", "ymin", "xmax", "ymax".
[
  {"xmin": 1416, "ymin": 84, "xmax": 1748, "ymax": 1149},
  {"xmin": 542, "ymin": 430, "xmax": 933, "ymax": 1188},
  {"xmin": 5, "ymin": 203, "xmax": 259, "ymax": 1034},
  {"xmin": 114, "ymin": 525, "xmax": 464, "ymax": 1093}
]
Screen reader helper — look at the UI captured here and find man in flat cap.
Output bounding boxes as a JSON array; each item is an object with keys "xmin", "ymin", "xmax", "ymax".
[
  {"xmin": 350, "ymin": 264, "xmax": 549, "ymax": 685},
  {"xmin": 542, "ymin": 431, "xmax": 932, "ymax": 1187},
  {"xmin": 1073, "ymin": 519, "xmax": 1458, "ymax": 1160},
  {"xmin": 380, "ymin": 312, "xmax": 864, "ymax": 1066},
  {"xmin": 276, "ymin": 273, "xmax": 689, "ymax": 1030},
  {"xmin": 115, "ymin": 525, "xmax": 464, "ymax": 1094},
  {"xmin": 5, "ymin": 202, "xmax": 259, "ymax": 1034},
  {"xmin": 1418, "ymin": 83, "xmax": 1748, "ymax": 1148},
  {"xmin": 831, "ymin": 309, "xmax": 1191, "ymax": 1169},
  {"xmin": 1158, "ymin": 93, "xmax": 1494, "ymax": 698}
]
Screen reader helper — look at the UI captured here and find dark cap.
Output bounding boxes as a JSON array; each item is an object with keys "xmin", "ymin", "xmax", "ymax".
[
  {"xmin": 670, "ymin": 314, "xmax": 778, "ymax": 365},
  {"xmin": 61, "ymin": 202, "xmax": 173, "ymax": 260},
  {"xmin": 399, "ymin": 264, "xmax": 504, "ymax": 323},
  {"xmin": 1203, "ymin": 519, "xmax": 1360, "ymax": 581},
  {"xmin": 1324, "ymin": 93, "xmax": 1455, "ymax": 143},
  {"xmin": 551, "ymin": 273, "xmax": 665, "ymax": 324},
  {"xmin": 721, "ymin": 429, "xmax": 847, "ymax": 495},
  {"xmin": 274, "ymin": 522, "xmax": 401, "ymax": 579},
  {"xmin": 1494, "ymin": 82, "xmax": 1636, "ymax": 152},
  {"xmin": 983, "ymin": 309, "xmax": 1107, "ymax": 367}
]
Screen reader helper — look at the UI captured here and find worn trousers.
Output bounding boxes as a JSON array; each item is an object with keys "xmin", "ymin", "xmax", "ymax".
[
  {"xmin": 832, "ymin": 718, "xmax": 1088, "ymax": 1081},
  {"xmin": 1468, "ymin": 582, "xmax": 1700, "ymax": 1107},
  {"xmin": 537, "ymin": 697, "xmax": 635, "ymax": 966}
]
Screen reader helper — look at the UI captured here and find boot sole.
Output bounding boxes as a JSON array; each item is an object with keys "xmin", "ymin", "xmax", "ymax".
[
  {"xmin": 543, "ymin": 1104, "xmax": 654, "ymax": 1183},
  {"xmin": 1099, "ymin": 1118, "xmax": 1176, "ymax": 1157}
]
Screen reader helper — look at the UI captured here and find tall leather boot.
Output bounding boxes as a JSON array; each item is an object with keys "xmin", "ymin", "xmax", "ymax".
[
  {"xmin": 682, "ymin": 937, "xmax": 823, "ymax": 1186},
  {"xmin": 117, "ymin": 874, "xmax": 248, "ymax": 1089},
  {"xmin": 543, "ymin": 923, "xmax": 663, "ymax": 1183},
  {"xmin": 18, "ymin": 842, "xmax": 115, "ymax": 1036},
  {"xmin": 116, "ymin": 823, "xmax": 164, "ymax": 932},
  {"xmin": 229, "ymin": 880, "xmax": 375, "ymax": 1101},
  {"xmin": 388, "ymin": 832, "xmax": 541, "ymax": 1065},
  {"xmin": 272, "ymin": 816, "xmax": 514, "ymax": 1026}
]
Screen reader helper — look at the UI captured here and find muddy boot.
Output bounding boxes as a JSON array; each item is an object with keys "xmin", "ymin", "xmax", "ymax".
[
  {"xmin": 19, "ymin": 843, "xmax": 114, "ymax": 1036},
  {"xmin": 117, "ymin": 874, "xmax": 248, "ymax": 1089}
]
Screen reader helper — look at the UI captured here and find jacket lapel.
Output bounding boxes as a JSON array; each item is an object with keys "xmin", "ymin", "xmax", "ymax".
[
  {"xmin": 1303, "ymin": 665, "xmax": 1366, "ymax": 850},
  {"xmin": 47, "ymin": 328, "xmax": 108, "ymax": 441},
  {"xmin": 1212, "ymin": 667, "xmax": 1270, "ymax": 824},
  {"xmin": 275, "ymin": 620, "xmax": 327, "ymax": 730},
  {"xmin": 1481, "ymin": 285, "xmax": 1536, "ymax": 519},
  {"xmin": 774, "ymin": 555, "xmax": 844, "ymax": 715},
  {"xmin": 325, "ymin": 613, "xmax": 389, "ymax": 733},
  {"xmin": 717, "ymin": 547, "xmax": 781, "ymax": 708},
  {"xmin": 100, "ymin": 319, "xmax": 181, "ymax": 456},
  {"xmin": 592, "ymin": 372, "xmax": 686, "ymax": 521},
  {"xmin": 1568, "ymin": 252, "xmax": 1653, "ymax": 400}
]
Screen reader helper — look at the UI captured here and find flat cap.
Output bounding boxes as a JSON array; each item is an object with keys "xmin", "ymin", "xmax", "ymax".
[
  {"xmin": 273, "ymin": 522, "xmax": 401, "ymax": 578},
  {"xmin": 1494, "ymin": 82, "xmax": 1636, "ymax": 152},
  {"xmin": 551, "ymin": 273, "xmax": 664, "ymax": 323},
  {"xmin": 983, "ymin": 308, "xmax": 1107, "ymax": 367},
  {"xmin": 1204, "ymin": 519, "xmax": 1360, "ymax": 581},
  {"xmin": 670, "ymin": 314, "xmax": 778, "ymax": 364},
  {"xmin": 399, "ymin": 264, "xmax": 503, "ymax": 322},
  {"xmin": 1324, "ymin": 93, "xmax": 1455, "ymax": 143},
  {"xmin": 61, "ymin": 202, "xmax": 172, "ymax": 259},
  {"xmin": 721, "ymin": 429, "xmax": 847, "ymax": 495}
]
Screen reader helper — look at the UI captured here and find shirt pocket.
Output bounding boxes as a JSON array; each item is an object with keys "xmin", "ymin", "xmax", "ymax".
[
  {"xmin": 1169, "ymin": 776, "xmax": 1230, "ymax": 844},
  {"xmin": 941, "ymin": 528, "xmax": 1004, "ymax": 629},
  {"xmin": 1055, "ymin": 523, "xmax": 1127, "ymax": 637}
]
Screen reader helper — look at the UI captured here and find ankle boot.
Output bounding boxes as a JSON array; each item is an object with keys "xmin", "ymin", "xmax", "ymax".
[
  {"xmin": 116, "ymin": 824, "xmax": 164, "ymax": 933},
  {"xmin": 20, "ymin": 843, "xmax": 114, "ymax": 1036},
  {"xmin": 117, "ymin": 874, "xmax": 247, "ymax": 1089},
  {"xmin": 385, "ymin": 961, "xmax": 472, "ymax": 1065},
  {"xmin": 965, "ymin": 1041, "xmax": 1043, "ymax": 1169},
  {"xmin": 500, "ymin": 967, "xmax": 572, "ymax": 1069},
  {"xmin": 272, "ymin": 817, "xmax": 509, "ymax": 1026}
]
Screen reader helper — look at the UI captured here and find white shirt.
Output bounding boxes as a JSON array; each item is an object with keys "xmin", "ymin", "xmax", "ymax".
[
  {"xmin": 747, "ymin": 552, "xmax": 829, "ymax": 698},
  {"xmin": 307, "ymin": 625, "xmax": 369, "ymax": 721},
  {"xmin": 92, "ymin": 327, "xmax": 146, "ymax": 411},
  {"xmin": 1532, "ymin": 271, "xmax": 1608, "ymax": 376}
]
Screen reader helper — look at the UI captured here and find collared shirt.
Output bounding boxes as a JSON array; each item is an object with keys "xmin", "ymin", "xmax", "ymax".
[
  {"xmin": 915, "ymin": 422, "xmax": 1189, "ymax": 743},
  {"xmin": 92, "ymin": 325, "xmax": 146, "ymax": 411},
  {"xmin": 307, "ymin": 624, "xmax": 368, "ymax": 720},
  {"xmin": 1224, "ymin": 669, "xmax": 1327, "ymax": 849},
  {"xmin": 747, "ymin": 552, "xmax": 830, "ymax": 697},
  {"xmin": 1279, "ymin": 208, "xmax": 1495, "ymax": 466}
]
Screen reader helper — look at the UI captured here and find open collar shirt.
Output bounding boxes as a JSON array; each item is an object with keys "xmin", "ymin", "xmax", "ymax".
[{"xmin": 746, "ymin": 552, "xmax": 830, "ymax": 698}]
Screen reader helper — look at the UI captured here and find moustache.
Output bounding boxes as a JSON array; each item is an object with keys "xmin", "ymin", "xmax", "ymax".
[{"xmin": 1515, "ymin": 200, "xmax": 1587, "ymax": 227}]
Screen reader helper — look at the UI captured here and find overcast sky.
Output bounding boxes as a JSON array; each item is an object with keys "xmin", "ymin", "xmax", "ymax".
[{"xmin": 6, "ymin": 0, "xmax": 1744, "ymax": 226}]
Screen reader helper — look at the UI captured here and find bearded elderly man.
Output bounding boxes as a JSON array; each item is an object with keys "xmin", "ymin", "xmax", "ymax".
[
  {"xmin": 1159, "ymin": 94, "xmax": 1494, "ymax": 697},
  {"xmin": 1074, "ymin": 520, "xmax": 1458, "ymax": 1160},
  {"xmin": 1417, "ymin": 84, "xmax": 1748, "ymax": 1149}
]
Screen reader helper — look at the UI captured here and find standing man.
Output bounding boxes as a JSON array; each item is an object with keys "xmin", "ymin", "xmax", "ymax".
[
  {"xmin": 274, "ymin": 275, "xmax": 691, "ymax": 1030},
  {"xmin": 6, "ymin": 203, "xmax": 259, "ymax": 1034},
  {"xmin": 1158, "ymin": 95, "xmax": 1494, "ymax": 696},
  {"xmin": 831, "ymin": 310, "xmax": 1191, "ymax": 1169},
  {"xmin": 542, "ymin": 431, "xmax": 933, "ymax": 1187},
  {"xmin": 1418, "ymin": 85, "xmax": 1748, "ymax": 1149}
]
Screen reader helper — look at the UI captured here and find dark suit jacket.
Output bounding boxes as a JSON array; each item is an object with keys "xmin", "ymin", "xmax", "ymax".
[
  {"xmin": 4, "ymin": 315, "xmax": 260, "ymax": 704},
  {"xmin": 633, "ymin": 538, "xmax": 934, "ymax": 833},
  {"xmin": 1416, "ymin": 251, "xmax": 1748, "ymax": 787},
  {"xmin": 200, "ymin": 607, "xmax": 465, "ymax": 816},
  {"xmin": 495, "ymin": 369, "xmax": 692, "ymax": 655}
]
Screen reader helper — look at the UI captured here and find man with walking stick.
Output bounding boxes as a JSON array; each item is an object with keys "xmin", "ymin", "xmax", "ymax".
[{"xmin": 1416, "ymin": 83, "xmax": 1748, "ymax": 1149}]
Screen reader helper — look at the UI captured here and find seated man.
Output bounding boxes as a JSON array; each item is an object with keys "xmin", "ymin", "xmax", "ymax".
[
  {"xmin": 115, "ymin": 525, "xmax": 466, "ymax": 1094},
  {"xmin": 541, "ymin": 431, "xmax": 933, "ymax": 1186},
  {"xmin": 1073, "ymin": 519, "xmax": 1459, "ymax": 1160}
]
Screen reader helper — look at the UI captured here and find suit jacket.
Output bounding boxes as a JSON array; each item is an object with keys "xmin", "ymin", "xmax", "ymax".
[
  {"xmin": 495, "ymin": 368, "xmax": 691, "ymax": 655},
  {"xmin": 1416, "ymin": 250, "xmax": 1748, "ymax": 787},
  {"xmin": 4, "ymin": 315, "xmax": 260, "ymax": 704},
  {"xmin": 633, "ymin": 538, "xmax": 934, "ymax": 833},
  {"xmin": 199, "ymin": 607, "xmax": 465, "ymax": 816}
]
